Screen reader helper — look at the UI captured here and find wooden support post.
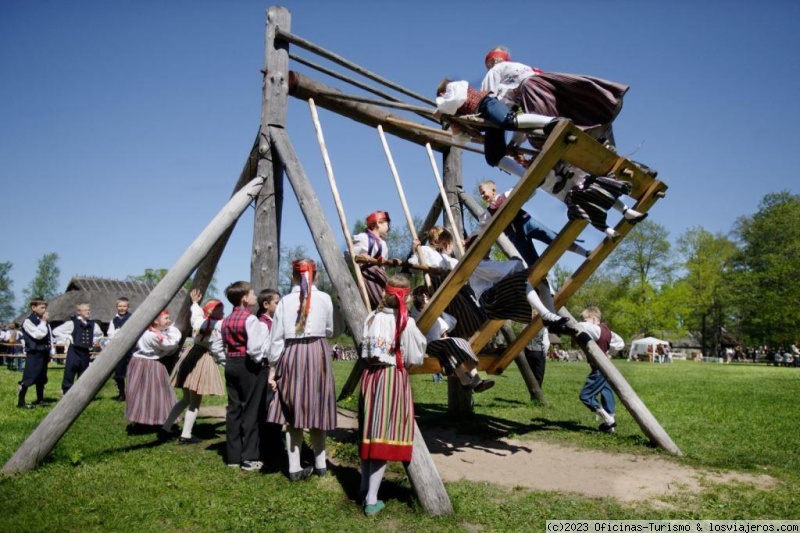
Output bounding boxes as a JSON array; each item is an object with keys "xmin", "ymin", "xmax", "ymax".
[
  {"xmin": 405, "ymin": 420, "xmax": 454, "ymax": 515},
  {"xmin": 3, "ymin": 177, "xmax": 266, "ymax": 475},
  {"xmin": 252, "ymin": 6, "xmax": 290, "ymax": 292},
  {"xmin": 562, "ymin": 308, "xmax": 682, "ymax": 456}
]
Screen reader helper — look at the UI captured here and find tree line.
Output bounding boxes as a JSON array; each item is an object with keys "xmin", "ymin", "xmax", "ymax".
[{"xmin": 2, "ymin": 192, "xmax": 797, "ymax": 353}]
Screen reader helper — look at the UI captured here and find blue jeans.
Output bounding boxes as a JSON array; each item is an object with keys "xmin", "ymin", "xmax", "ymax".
[
  {"xmin": 478, "ymin": 96, "xmax": 517, "ymax": 167},
  {"xmin": 507, "ymin": 213, "xmax": 558, "ymax": 267},
  {"xmin": 579, "ymin": 368, "xmax": 615, "ymax": 414}
]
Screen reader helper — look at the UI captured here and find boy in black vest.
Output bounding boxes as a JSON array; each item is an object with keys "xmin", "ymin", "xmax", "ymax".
[
  {"xmin": 577, "ymin": 306, "xmax": 625, "ymax": 432},
  {"xmin": 53, "ymin": 302, "xmax": 104, "ymax": 395},
  {"xmin": 19, "ymin": 299, "xmax": 53, "ymax": 408},
  {"xmin": 107, "ymin": 297, "xmax": 133, "ymax": 401}
]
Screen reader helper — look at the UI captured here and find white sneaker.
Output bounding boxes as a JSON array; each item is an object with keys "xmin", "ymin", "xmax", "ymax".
[{"xmin": 241, "ymin": 460, "xmax": 263, "ymax": 472}]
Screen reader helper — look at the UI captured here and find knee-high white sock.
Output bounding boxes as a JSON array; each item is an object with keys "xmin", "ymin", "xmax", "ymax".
[
  {"xmin": 596, "ymin": 407, "xmax": 615, "ymax": 425},
  {"xmin": 309, "ymin": 428, "xmax": 327, "ymax": 469},
  {"xmin": 162, "ymin": 396, "xmax": 188, "ymax": 431},
  {"xmin": 614, "ymin": 199, "xmax": 644, "ymax": 220},
  {"xmin": 527, "ymin": 286, "xmax": 560, "ymax": 322},
  {"xmin": 366, "ymin": 460, "xmax": 387, "ymax": 506},
  {"xmin": 514, "ymin": 113, "xmax": 556, "ymax": 129},
  {"xmin": 181, "ymin": 408, "xmax": 198, "ymax": 438},
  {"xmin": 286, "ymin": 426, "xmax": 304, "ymax": 473},
  {"xmin": 497, "ymin": 156, "xmax": 526, "ymax": 177},
  {"xmin": 613, "ymin": 199, "xmax": 628, "ymax": 214}
]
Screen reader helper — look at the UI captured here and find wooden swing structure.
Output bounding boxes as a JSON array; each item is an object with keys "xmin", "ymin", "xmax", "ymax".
[{"xmin": 3, "ymin": 6, "xmax": 679, "ymax": 516}]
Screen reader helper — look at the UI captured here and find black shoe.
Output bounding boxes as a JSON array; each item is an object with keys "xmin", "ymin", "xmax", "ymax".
[
  {"xmin": 114, "ymin": 394, "xmax": 126, "ymax": 402},
  {"xmin": 313, "ymin": 467, "xmax": 327, "ymax": 477},
  {"xmin": 17, "ymin": 403, "xmax": 35, "ymax": 410},
  {"xmin": 598, "ymin": 421, "xmax": 617, "ymax": 433},
  {"xmin": 178, "ymin": 436, "xmax": 202, "ymax": 445},
  {"xmin": 542, "ymin": 315, "xmax": 571, "ymax": 335},
  {"xmin": 473, "ymin": 379, "xmax": 495, "ymax": 393},
  {"xmin": 551, "ymin": 174, "xmax": 569, "ymax": 195},
  {"xmin": 288, "ymin": 466, "xmax": 314, "ymax": 481}
]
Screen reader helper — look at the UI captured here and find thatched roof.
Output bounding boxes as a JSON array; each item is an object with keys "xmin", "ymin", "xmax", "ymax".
[
  {"xmin": 670, "ymin": 328, "xmax": 741, "ymax": 349},
  {"xmin": 23, "ymin": 276, "xmax": 188, "ymax": 330}
]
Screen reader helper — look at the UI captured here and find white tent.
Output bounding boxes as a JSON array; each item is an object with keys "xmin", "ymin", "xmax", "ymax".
[{"xmin": 628, "ymin": 336, "xmax": 671, "ymax": 362}]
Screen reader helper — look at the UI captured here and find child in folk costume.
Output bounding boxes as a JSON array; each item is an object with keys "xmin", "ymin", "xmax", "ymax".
[
  {"xmin": 18, "ymin": 299, "xmax": 54, "ymax": 408},
  {"xmin": 410, "ymin": 286, "xmax": 494, "ymax": 393},
  {"xmin": 266, "ymin": 259, "xmax": 339, "ymax": 481},
  {"xmin": 52, "ymin": 303, "xmax": 104, "ymax": 395},
  {"xmin": 351, "ymin": 211, "xmax": 391, "ymax": 310},
  {"xmin": 257, "ymin": 289, "xmax": 281, "ymax": 332},
  {"xmin": 577, "ymin": 306, "xmax": 625, "ymax": 433},
  {"xmin": 160, "ymin": 290, "xmax": 226, "ymax": 444},
  {"xmin": 436, "ymin": 79, "xmax": 647, "ymax": 240},
  {"xmin": 125, "ymin": 310, "xmax": 181, "ymax": 428},
  {"xmin": 359, "ymin": 275, "xmax": 426, "ymax": 516},
  {"xmin": 107, "ymin": 297, "xmax": 134, "ymax": 401},
  {"xmin": 410, "ymin": 226, "xmax": 571, "ymax": 333},
  {"xmin": 220, "ymin": 281, "xmax": 270, "ymax": 471}
]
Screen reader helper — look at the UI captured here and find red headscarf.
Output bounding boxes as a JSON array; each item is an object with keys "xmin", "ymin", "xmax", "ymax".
[
  {"xmin": 201, "ymin": 300, "xmax": 222, "ymax": 335},
  {"xmin": 366, "ymin": 211, "xmax": 391, "ymax": 226},
  {"xmin": 485, "ymin": 48, "xmax": 510, "ymax": 67},
  {"xmin": 384, "ymin": 284, "xmax": 411, "ymax": 369},
  {"xmin": 293, "ymin": 259, "xmax": 316, "ymax": 331}
]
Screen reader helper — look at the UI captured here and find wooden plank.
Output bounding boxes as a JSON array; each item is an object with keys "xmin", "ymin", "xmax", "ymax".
[
  {"xmin": 557, "ymin": 126, "xmax": 656, "ymax": 200},
  {"xmin": 415, "ymin": 121, "xmax": 574, "ymax": 334},
  {"xmin": 486, "ymin": 180, "xmax": 667, "ymax": 374},
  {"xmin": 408, "ymin": 354, "xmax": 503, "ymax": 374},
  {"xmin": 3, "ymin": 177, "xmax": 266, "ymax": 475}
]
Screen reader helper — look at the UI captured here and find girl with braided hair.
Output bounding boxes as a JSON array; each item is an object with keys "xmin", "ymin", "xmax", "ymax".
[
  {"xmin": 358, "ymin": 275, "xmax": 426, "ymax": 516},
  {"xmin": 267, "ymin": 259, "xmax": 339, "ymax": 481}
]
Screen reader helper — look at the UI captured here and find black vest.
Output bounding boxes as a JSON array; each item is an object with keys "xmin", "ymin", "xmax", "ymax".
[
  {"xmin": 70, "ymin": 316, "xmax": 95, "ymax": 350},
  {"xmin": 113, "ymin": 312, "xmax": 131, "ymax": 330},
  {"xmin": 22, "ymin": 313, "xmax": 51, "ymax": 353}
]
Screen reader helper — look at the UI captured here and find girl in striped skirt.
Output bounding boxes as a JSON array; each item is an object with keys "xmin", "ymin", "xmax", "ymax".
[
  {"xmin": 351, "ymin": 211, "xmax": 391, "ymax": 310},
  {"xmin": 411, "ymin": 286, "xmax": 494, "ymax": 393},
  {"xmin": 160, "ymin": 289, "xmax": 226, "ymax": 444},
  {"xmin": 359, "ymin": 275, "xmax": 426, "ymax": 516},
  {"xmin": 267, "ymin": 259, "xmax": 338, "ymax": 481},
  {"xmin": 125, "ymin": 310, "xmax": 181, "ymax": 428}
]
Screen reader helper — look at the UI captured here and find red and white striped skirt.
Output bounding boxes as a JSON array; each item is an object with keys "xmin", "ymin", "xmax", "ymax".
[
  {"xmin": 125, "ymin": 356, "xmax": 178, "ymax": 426},
  {"xmin": 359, "ymin": 364, "xmax": 415, "ymax": 462}
]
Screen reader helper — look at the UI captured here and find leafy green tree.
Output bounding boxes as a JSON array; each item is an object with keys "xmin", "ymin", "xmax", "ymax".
[
  {"xmin": 730, "ymin": 191, "xmax": 800, "ymax": 346},
  {"xmin": 20, "ymin": 253, "xmax": 61, "ymax": 314},
  {"xmin": 676, "ymin": 227, "xmax": 739, "ymax": 354},
  {"xmin": 0, "ymin": 262, "xmax": 15, "ymax": 323}
]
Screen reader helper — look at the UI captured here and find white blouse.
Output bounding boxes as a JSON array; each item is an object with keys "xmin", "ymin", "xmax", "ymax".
[
  {"xmin": 480, "ymin": 61, "xmax": 539, "ymax": 105},
  {"xmin": 133, "ymin": 325, "xmax": 182, "ymax": 360},
  {"xmin": 361, "ymin": 308, "xmax": 426, "ymax": 368},
  {"xmin": 268, "ymin": 285, "xmax": 336, "ymax": 365},
  {"xmin": 435, "ymin": 80, "xmax": 470, "ymax": 116},
  {"xmin": 408, "ymin": 245, "xmax": 458, "ymax": 270}
]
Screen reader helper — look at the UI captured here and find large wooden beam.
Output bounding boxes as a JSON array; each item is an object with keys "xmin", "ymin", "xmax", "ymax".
[
  {"xmin": 252, "ymin": 6, "xmax": 290, "ymax": 292},
  {"xmin": 415, "ymin": 121, "xmax": 574, "ymax": 335},
  {"xmin": 288, "ymin": 71, "xmax": 476, "ymax": 154},
  {"xmin": 3, "ymin": 177, "xmax": 266, "ymax": 475},
  {"xmin": 562, "ymin": 308, "xmax": 682, "ymax": 456}
]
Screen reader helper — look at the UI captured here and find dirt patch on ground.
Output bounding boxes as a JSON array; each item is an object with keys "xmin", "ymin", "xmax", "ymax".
[{"xmin": 203, "ymin": 406, "xmax": 774, "ymax": 503}]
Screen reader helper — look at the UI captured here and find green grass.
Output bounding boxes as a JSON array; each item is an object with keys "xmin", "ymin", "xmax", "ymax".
[{"xmin": 1, "ymin": 358, "xmax": 799, "ymax": 531}]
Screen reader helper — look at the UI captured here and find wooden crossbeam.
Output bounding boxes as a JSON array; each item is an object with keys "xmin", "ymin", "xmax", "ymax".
[
  {"xmin": 485, "ymin": 179, "xmax": 668, "ymax": 374},
  {"xmin": 414, "ymin": 121, "xmax": 574, "ymax": 334},
  {"xmin": 408, "ymin": 353, "xmax": 505, "ymax": 375}
]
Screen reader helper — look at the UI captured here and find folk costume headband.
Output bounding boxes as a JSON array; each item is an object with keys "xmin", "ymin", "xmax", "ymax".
[
  {"xmin": 149, "ymin": 310, "xmax": 171, "ymax": 341},
  {"xmin": 202, "ymin": 300, "xmax": 223, "ymax": 317},
  {"xmin": 366, "ymin": 211, "xmax": 391, "ymax": 226},
  {"xmin": 384, "ymin": 284, "xmax": 411, "ymax": 370},
  {"xmin": 485, "ymin": 49, "xmax": 510, "ymax": 66},
  {"xmin": 293, "ymin": 260, "xmax": 316, "ymax": 327}
]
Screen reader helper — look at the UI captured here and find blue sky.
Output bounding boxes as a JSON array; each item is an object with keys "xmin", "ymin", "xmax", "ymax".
[{"xmin": 2, "ymin": 1, "xmax": 799, "ymax": 309}]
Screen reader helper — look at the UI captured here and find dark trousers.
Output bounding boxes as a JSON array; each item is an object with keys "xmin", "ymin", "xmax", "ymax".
[
  {"xmin": 62, "ymin": 347, "xmax": 91, "ymax": 393},
  {"xmin": 524, "ymin": 348, "xmax": 546, "ymax": 388},
  {"xmin": 224, "ymin": 357, "xmax": 267, "ymax": 464},
  {"xmin": 113, "ymin": 353, "xmax": 132, "ymax": 395},
  {"xmin": 18, "ymin": 351, "xmax": 49, "ymax": 405}
]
